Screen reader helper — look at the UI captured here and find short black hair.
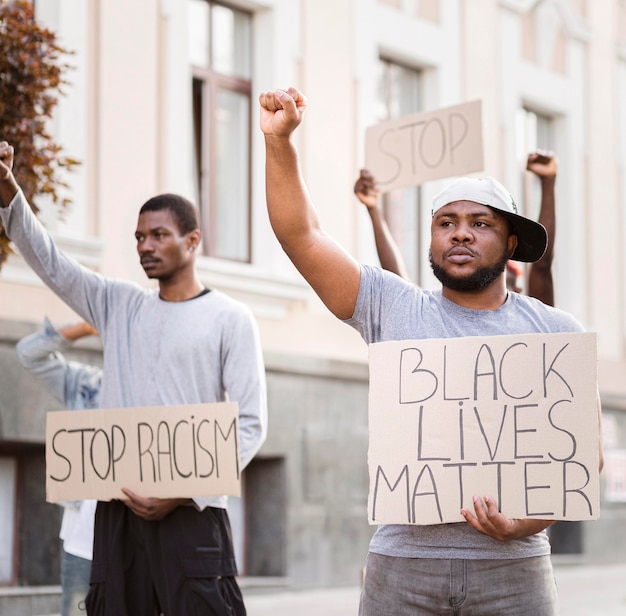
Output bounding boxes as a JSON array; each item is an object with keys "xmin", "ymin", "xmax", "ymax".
[{"xmin": 139, "ymin": 193, "xmax": 200, "ymax": 235}]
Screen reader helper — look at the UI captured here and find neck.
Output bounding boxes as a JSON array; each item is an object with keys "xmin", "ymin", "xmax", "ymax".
[
  {"xmin": 158, "ymin": 272, "xmax": 204, "ymax": 302},
  {"xmin": 441, "ymin": 279, "xmax": 509, "ymax": 311}
]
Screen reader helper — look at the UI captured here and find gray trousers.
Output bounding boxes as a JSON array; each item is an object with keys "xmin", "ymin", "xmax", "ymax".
[{"xmin": 359, "ymin": 552, "xmax": 559, "ymax": 616}]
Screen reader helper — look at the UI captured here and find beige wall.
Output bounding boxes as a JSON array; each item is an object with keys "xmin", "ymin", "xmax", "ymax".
[
  {"xmin": 1, "ymin": 0, "xmax": 625, "ymax": 384},
  {"xmin": 2, "ymin": 0, "xmax": 626, "ymax": 596}
]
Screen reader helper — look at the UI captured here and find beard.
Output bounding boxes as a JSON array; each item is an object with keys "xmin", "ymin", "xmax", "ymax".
[{"xmin": 429, "ymin": 249, "xmax": 510, "ymax": 292}]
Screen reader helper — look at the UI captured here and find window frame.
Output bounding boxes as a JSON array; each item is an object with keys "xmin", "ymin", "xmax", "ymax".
[
  {"xmin": 189, "ymin": 1, "xmax": 253, "ymax": 263},
  {"xmin": 376, "ymin": 56, "xmax": 424, "ymax": 283}
]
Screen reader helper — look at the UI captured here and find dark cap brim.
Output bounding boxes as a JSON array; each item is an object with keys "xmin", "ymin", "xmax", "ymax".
[{"xmin": 496, "ymin": 209, "xmax": 548, "ymax": 263}]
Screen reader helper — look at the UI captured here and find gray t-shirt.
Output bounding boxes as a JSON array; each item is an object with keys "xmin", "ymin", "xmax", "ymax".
[{"xmin": 346, "ymin": 264, "xmax": 584, "ymax": 560}]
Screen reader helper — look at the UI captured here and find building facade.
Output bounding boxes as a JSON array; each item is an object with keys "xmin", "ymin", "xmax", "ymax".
[{"xmin": 1, "ymin": 0, "xmax": 626, "ymax": 609}]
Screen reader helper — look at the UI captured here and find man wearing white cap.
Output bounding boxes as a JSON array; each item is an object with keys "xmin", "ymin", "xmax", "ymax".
[{"xmin": 259, "ymin": 87, "xmax": 600, "ymax": 615}]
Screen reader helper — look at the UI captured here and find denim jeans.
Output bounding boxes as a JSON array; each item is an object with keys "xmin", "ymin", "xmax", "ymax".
[
  {"xmin": 61, "ymin": 551, "xmax": 91, "ymax": 616},
  {"xmin": 359, "ymin": 553, "xmax": 559, "ymax": 616}
]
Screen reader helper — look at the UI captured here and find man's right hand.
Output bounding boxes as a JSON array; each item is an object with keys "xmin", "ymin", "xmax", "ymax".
[
  {"xmin": 354, "ymin": 169, "xmax": 380, "ymax": 209},
  {"xmin": 0, "ymin": 141, "xmax": 19, "ymax": 207},
  {"xmin": 259, "ymin": 87, "xmax": 307, "ymax": 140},
  {"xmin": 0, "ymin": 141, "xmax": 14, "ymax": 177},
  {"xmin": 526, "ymin": 151, "xmax": 557, "ymax": 179}
]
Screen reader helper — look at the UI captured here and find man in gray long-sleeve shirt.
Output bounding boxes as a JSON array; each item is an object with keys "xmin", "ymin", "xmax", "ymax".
[{"xmin": 0, "ymin": 141, "xmax": 267, "ymax": 616}]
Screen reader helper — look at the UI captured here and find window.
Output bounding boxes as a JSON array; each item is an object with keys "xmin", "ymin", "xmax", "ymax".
[
  {"xmin": 516, "ymin": 107, "xmax": 555, "ymax": 222},
  {"xmin": 188, "ymin": 1, "xmax": 252, "ymax": 262},
  {"xmin": 375, "ymin": 58, "xmax": 423, "ymax": 282},
  {"xmin": 0, "ymin": 457, "xmax": 17, "ymax": 583}
]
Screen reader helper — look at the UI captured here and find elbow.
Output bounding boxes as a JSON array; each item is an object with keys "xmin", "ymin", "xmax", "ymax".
[{"xmin": 15, "ymin": 339, "xmax": 30, "ymax": 366}]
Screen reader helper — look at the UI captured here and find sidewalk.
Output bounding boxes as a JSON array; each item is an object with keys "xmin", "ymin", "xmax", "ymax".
[
  {"xmin": 553, "ymin": 560, "xmax": 626, "ymax": 615},
  {"xmin": 241, "ymin": 561, "xmax": 626, "ymax": 616}
]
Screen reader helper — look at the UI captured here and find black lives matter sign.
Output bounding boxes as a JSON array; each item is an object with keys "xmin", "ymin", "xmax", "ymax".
[{"xmin": 367, "ymin": 332, "xmax": 600, "ymax": 525}]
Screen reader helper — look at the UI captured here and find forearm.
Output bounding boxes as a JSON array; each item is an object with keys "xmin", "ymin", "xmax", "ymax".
[
  {"xmin": 368, "ymin": 208, "xmax": 411, "ymax": 281},
  {"xmin": 224, "ymin": 315, "xmax": 268, "ymax": 469},
  {"xmin": 0, "ymin": 174, "xmax": 18, "ymax": 208},
  {"xmin": 0, "ymin": 190, "xmax": 103, "ymax": 322},
  {"xmin": 264, "ymin": 135, "xmax": 322, "ymax": 257},
  {"xmin": 527, "ymin": 175, "xmax": 556, "ymax": 305},
  {"xmin": 510, "ymin": 518, "xmax": 554, "ymax": 539},
  {"xmin": 233, "ymin": 377, "xmax": 267, "ymax": 470},
  {"xmin": 536, "ymin": 175, "xmax": 556, "ymax": 261},
  {"xmin": 58, "ymin": 321, "xmax": 97, "ymax": 341}
]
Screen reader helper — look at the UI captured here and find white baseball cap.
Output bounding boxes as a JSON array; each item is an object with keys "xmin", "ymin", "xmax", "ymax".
[{"xmin": 432, "ymin": 176, "xmax": 547, "ymax": 262}]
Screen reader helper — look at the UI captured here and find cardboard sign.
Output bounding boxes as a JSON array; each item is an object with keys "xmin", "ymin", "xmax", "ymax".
[
  {"xmin": 46, "ymin": 402, "xmax": 240, "ymax": 502},
  {"xmin": 365, "ymin": 100, "xmax": 484, "ymax": 191},
  {"xmin": 367, "ymin": 332, "xmax": 600, "ymax": 525}
]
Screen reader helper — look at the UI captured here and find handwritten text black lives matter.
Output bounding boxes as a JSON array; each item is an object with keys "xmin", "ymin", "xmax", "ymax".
[{"xmin": 367, "ymin": 333, "xmax": 599, "ymax": 525}]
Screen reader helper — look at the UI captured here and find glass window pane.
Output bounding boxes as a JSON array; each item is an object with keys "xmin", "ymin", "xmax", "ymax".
[
  {"xmin": 535, "ymin": 114, "xmax": 553, "ymax": 150},
  {"xmin": 0, "ymin": 458, "xmax": 17, "ymax": 583},
  {"xmin": 211, "ymin": 5, "xmax": 252, "ymax": 78},
  {"xmin": 386, "ymin": 186, "xmax": 420, "ymax": 275},
  {"xmin": 191, "ymin": 78, "xmax": 204, "ymax": 208},
  {"xmin": 188, "ymin": 0, "xmax": 210, "ymax": 68},
  {"xmin": 214, "ymin": 89, "xmax": 250, "ymax": 261},
  {"xmin": 517, "ymin": 108, "xmax": 554, "ymax": 220},
  {"xmin": 377, "ymin": 58, "xmax": 423, "ymax": 282},
  {"xmin": 389, "ymin": 63, "xmax": 421, "ymax": 117}
]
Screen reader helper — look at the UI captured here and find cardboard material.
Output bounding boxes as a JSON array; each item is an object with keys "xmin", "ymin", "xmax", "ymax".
[
  {"xmin": 367, "ymin": 332, "xmax": 600, "ymax": 525},
  {"xmin": 46, "ymin": 402, "xmax": 240, "ymax": 502},
  {"xmin": 365, "ymin": 100, "xmax": 484, "ymax": 191}
]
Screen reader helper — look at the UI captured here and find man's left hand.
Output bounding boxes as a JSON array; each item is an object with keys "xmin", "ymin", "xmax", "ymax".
[
  {"xmin": 461, "ymin": 495, "xmax": 553, "ymax": 541},
  {"xmin": 121, "ymin": 488, "xmax": 189, "ymax": 521}
]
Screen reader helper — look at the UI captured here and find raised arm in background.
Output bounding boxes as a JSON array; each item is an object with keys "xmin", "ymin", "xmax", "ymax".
[
  {"xmin": 526, "ymin": 151, "xmax": 557, "ymax": 306},
  {"xmin": 353, "ymin": 169, "xmax": 411, "ymax": 281},
  {"xmin": 15, "ymin": 319, "xmax": 100, "ymax": 408}
]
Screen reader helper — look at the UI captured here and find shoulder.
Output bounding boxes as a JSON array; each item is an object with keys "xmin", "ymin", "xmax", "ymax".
[
  {"xmin": 360, "ymin": 263, "xmax": 422, "ymax": 295},
  {"xmin": 512, "ymin": 293, "xmax": 585, "ymax": 332},
  {"xmin": 109, "ymin": 279, "xmax": 153, "ymax": 300},
  {"xmin": 207, "ymin": 289, "xmax": 253, "ymax": 314},
  {"xmin": 105, "ymin": 283, "xmax": 159, "ymax": 317},
  {"xmin": 194, "ymin": 290, "xmax": 258, "ymax": 334}
]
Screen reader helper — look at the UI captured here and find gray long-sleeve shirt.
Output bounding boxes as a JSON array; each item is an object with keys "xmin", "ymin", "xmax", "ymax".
[{"xmin": 2, "ymin": 190, "xmax": 268, "ymax": 509}]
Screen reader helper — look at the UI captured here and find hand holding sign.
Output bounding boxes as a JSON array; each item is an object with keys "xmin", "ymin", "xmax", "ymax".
[
  {"xmin": 121, "ymin": 489, "xmax": 189, "ymax": 521},
  {"xmin": 461, "ymin": 494, "xmax": 553, "ymax": 541}
]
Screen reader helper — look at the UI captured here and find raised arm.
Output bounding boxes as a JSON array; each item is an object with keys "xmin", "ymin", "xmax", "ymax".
[
  {"xmin": 0, "ymin": 141, "xmax": 110, "ymax": 329},
  {"xmin": 259, "ymin": 87, "xmax": 361, "ymax": 320},
  {"xmin": 354, "ymin": 169, "xmax": 412, "ymax": 282},
  {"xmin": 526, "ymin": 152, "xmax": 557, "ymax": 306},
  {"xmin": 16, "ymin": 318, "xmax": 101, "ymax": 408}
]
